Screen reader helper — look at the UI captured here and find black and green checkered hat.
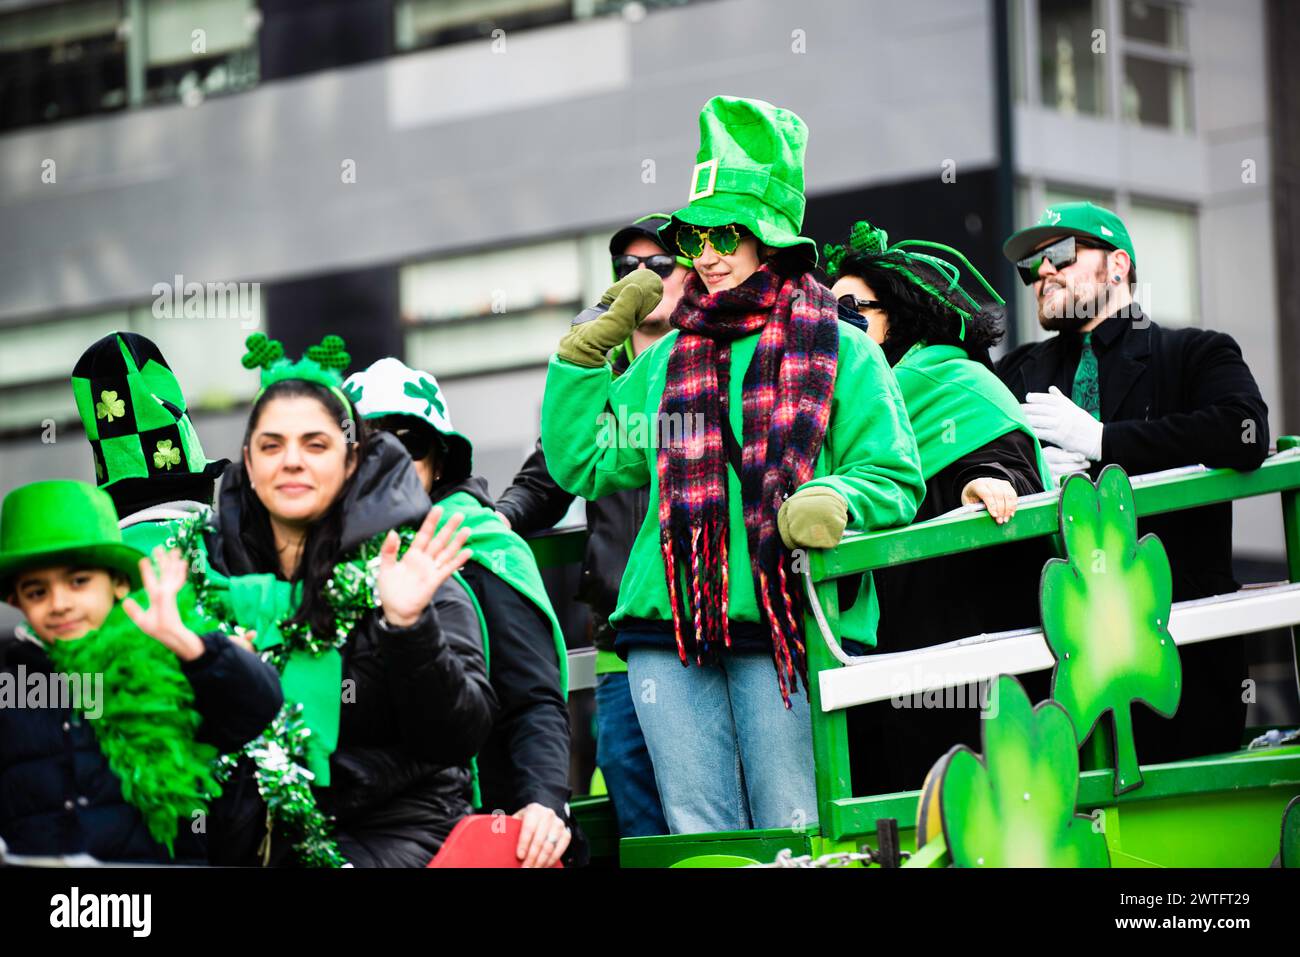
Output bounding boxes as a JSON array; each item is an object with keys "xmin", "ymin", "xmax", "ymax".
[{"xmin": 71, "ymin": 332, "xmax": 213, "ymax": 489}]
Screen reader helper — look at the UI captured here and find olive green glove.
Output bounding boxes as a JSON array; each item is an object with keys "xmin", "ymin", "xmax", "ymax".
[
  {"xmin": 777, "ymin": 486, "xmax": 849, "ymax": 549},
  {"xmin": 557, "ymin": 269, "xmax": 663, "ymax": 368}
]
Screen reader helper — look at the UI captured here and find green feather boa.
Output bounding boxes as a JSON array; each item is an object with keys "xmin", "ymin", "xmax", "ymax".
[{"xmin": 43, "ymin": 586, "xmax": 221, "ymax": 857}]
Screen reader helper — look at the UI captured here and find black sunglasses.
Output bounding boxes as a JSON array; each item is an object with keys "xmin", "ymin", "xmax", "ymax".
[
  {"xmin": 386, "ymin": 426, "xmax": 438, "ymax": 461},
  {"xmin": 837, "ymin": 294, "xmax": 884, "ymax": 314},
  {"xmin": 1015, "ymin": 235, "xmax": 1112, "ymax": 285},
  {"xmin": 612, "ymin": 254, "xmax": 677, "ymax": 280}
]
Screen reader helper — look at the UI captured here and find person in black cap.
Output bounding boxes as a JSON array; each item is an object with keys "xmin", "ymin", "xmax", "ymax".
[
  {"xmin": 997, "ymin": 201, "xmax": 1270, "ymax": 764},
  {"xmin": 493, "ymin": 214, "xmax": 689, "ymax": 838},
  {"xmin": 70, "ymin": 331, "xmax": 229, "ymax": 554}
]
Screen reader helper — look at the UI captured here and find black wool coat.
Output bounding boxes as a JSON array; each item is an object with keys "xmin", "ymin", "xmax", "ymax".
[{"xmin": 996, "ymin": 309, "xmax": 1270, "ymax": 762}]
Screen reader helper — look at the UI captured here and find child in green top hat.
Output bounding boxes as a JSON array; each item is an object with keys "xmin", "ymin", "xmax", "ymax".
[
  {"xmin": 0, "ymin": 479, "xmax": 282, "ymax": 864},
  {"xmin": 542, "ymin": 95, "xmax": 925, "ymax": 834}
]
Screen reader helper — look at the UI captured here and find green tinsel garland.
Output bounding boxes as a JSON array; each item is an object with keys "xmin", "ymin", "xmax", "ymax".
[
  {"xmin": 171, "ymin": 513, "xmax": 418, "ymax": 868},
  {"xmin": 44, "ymin": 598, "xmax": 221, "ymax": 857}
]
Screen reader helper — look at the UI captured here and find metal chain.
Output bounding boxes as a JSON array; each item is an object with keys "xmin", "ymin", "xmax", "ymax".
[{"xmin": 747, "ymin": 847, "xmax": 881, "ymax": 868}]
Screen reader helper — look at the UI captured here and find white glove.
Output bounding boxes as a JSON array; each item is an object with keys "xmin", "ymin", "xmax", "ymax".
[
  {"xmin": 1022, "ymin": 386, "xmax": 1103, "ymax": 461},
  {"xmin": 1041, "ymin": 445, "xmax": 1091, "ymax": 486}
]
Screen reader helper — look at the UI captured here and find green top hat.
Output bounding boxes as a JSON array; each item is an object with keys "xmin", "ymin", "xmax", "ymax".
[
  {"xmin": 343, "ymin": 358, "xmax": 474, "ymax": 482},
  {"xmin": 0, "ymin": 480, "xmax": 145, "ymax": 595},
  {"xmin": 660, "ymin": 95, "xmax": 818, "ymax": 268},
  {"xmin": 72, "ymin": 332, "xmax": 217, "ymax": 491},
  {"xmin": 1002, "ymin": 201, "xmax": 1136, "ymax": 266}
]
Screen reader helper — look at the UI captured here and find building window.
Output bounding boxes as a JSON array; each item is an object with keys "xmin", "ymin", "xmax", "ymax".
[
  {"xmin": 0, "ymin": 298, "xmax": 263, "ymax": 433},
  {"xmin": 0, "ymin": 0, "xmax": 128, "ymax": 132},
  {"xmin": 401, "ymin": 232, "xmax": 617, "ymax": 379},
  {"xmin": 141, "ymin": 0, "xmax": 260, "ymax": 107},
  {"xmin": 394, "ymin": 0, "xmax": 573, "ymax": 53},
  {"xmin": 1126, "ymin": 199, "xmax": 1198, "ymax": 325},
  {"xmin": 0, "ymin": 0, "xmax": 260, "ymax": 133},
  {"xmin": 1120, "ymin": 1, "xmax": 1192, "ymax": 131},
  {"xmin": 394, "ymin": 0, "xmax": 707, "ymax": 53},
  {"xmin": 1038, "ymin": 0, "xmax": 1106, "ymax": 117}
]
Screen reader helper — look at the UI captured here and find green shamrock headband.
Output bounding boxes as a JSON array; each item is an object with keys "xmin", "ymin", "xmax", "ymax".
[
  {"xmin": 241, "ymin": 333, "xmax": 354, "ymax": 413},
  {"xmin": 824, "ymin": 221, "xmax": 1005, "ymax": 342}
]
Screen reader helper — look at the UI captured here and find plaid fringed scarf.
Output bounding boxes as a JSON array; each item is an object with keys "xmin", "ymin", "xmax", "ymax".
[{"xmin": 658, "ymin": 264, "xmax": 840, "ymax": 705}]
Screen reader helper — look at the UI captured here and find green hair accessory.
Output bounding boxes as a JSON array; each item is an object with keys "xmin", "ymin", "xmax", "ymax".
[
  {"xmin": 826, "ymin": 221, "xmax": 1004, "ymax": 342},
  {"xmin": 242, "ymin": 333, "xmax": 354, "ymax": 412}
]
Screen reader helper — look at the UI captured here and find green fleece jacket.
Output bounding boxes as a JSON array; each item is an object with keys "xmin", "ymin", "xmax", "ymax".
[{"xmin": 540, "ymin": 321, "xmax": 925, "ymax": 645}]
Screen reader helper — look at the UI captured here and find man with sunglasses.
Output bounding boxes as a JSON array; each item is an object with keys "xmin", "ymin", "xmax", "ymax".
[
  {"xmin": 997, "ymin": 200, "xmax": 1270, "ymax": 766},
  {"xmin": 494, "ymin": 215, "xmax": 689, "ymax": 838}
]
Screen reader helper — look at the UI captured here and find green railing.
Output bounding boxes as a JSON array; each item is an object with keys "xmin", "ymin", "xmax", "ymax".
[
  {"xmin": 805, "ymin": 437, "xmax": 1300, "ymax": 841},
  {"xmin": 526, "ymin": 438, "xmax": 1300, "ymax": 850}
]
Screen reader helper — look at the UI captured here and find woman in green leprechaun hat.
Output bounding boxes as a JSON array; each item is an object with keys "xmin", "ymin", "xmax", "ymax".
[
  {"xmin": 824, "ymin": 221, "xmax": 1056, "ymax": 795},
  {"xmin": 343, "ymin": 357, "xmax": 576, "ymax": 868},
  {"xmin": 0, "ymin": 479, "xmax": 282, "ymax": 864},
  {"xmin": 174, "ymin": 334, "xmax": 497, "ymax": 867},
  {"xmin": 541, "ymin": 96, "xmax": 926, "ymax": 834}
]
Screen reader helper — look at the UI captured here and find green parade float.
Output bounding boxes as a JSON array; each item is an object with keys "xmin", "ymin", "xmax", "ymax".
[{"xmin": 531, "ymin": 442, "xmax": 1300, "ymax": 868}]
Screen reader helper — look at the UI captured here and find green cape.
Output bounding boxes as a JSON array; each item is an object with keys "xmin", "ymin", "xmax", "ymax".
[
  {"xmin": 893, "ymin": 344, "xmax": 1051, "ymax": 487},
  {"xmin": 438, "ymin": 490, "xmax": 568, "ymax": 696}
]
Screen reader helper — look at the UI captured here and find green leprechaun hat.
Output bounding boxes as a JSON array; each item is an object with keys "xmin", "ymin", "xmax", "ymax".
[
  {"xmin": 342, "ymin": 358, "xmax": 473, "ymax": 481},
  {"xmin": 0, "ymin": 480, "xmax": 146, "ymax": 595},
  {"xmin": 71, "ymin": 332, "xmax": 224, "ymax": 496},
  {"xmin": 660, "ymin": 95, "xmax": 818, "ymax": 268}
]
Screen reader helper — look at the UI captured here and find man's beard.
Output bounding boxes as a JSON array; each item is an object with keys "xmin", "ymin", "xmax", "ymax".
[{"xmin": 1037, "ymin": 265, "xmax": 1113, "ymax": 332}]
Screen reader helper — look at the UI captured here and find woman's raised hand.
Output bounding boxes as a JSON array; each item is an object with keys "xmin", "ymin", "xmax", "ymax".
[
  {"xmin": 376, "ymin": 506, "xmax": 473, "ymax": 629},
  {"xmin": 122, "ymin": 547, "xmax": 205, "ymax": 661}
]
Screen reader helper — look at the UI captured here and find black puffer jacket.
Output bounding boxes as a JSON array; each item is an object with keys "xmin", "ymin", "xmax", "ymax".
[
  {"xmin": 0, "ymin": 630, "xmax": 282, "ymax": 864},
  {"xmin": 205, "ymin": 433, "xmax": 497, "ymax": 867},
  {"xmin": 496, "ymin": 439, "xmax": 648, "ymax": 654}
]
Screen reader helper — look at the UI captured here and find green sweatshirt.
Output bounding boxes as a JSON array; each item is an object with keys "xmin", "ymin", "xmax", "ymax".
[{"xmin": 540, "ymin": 321, "xmax": 925, "ymax": 646}]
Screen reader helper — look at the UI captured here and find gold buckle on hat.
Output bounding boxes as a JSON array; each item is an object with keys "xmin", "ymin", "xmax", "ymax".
[{"xmin": 689, "ymin": 158, "xmax": 719, "ymax": 201}]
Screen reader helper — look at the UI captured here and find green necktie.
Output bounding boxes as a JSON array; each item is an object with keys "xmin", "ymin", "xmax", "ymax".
[{"xmin": 1071, "ymin": 332, "xmax": 1101, "ymax": 420}]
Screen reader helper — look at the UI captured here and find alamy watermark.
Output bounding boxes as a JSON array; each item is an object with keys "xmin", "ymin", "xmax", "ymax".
[
  {"xmin": 596, "ymin": 406, "xmax": 707, "ymax": 458},
  {"xmin": 0, "ymin": 666, "xmax": 103, "ymax": 719},
  {"xmin": 151, "ymin": 274, "xmax": 260, "ymax": 329}
]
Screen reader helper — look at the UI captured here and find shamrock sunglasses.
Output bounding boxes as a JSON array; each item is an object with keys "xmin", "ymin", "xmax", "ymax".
[
  {"xmin": 1015, "ymin": 235, "xmax": 1113, "ymax": 285},
  {"xmin": 674, "ymin": 223, "xmax": 746, "ymax": 259}
]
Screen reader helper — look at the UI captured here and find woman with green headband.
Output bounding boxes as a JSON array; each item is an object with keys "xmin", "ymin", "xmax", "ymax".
[
  {"xmin": 182, "ymin": 334, "xmax": 496, "ymax": 867},
  {"xmin": 825, "ymin": 222, "xmax": 1055, "ymax": 794}
]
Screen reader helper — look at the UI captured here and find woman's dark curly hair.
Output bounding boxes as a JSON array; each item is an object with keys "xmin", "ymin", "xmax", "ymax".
[
  {"xmin": 238, "ymin": 379, "xmax": 369, "ymax": 640},
  {"xmin": 834, "ymin": 248, "xmax": 1005, "ymax": 370}
]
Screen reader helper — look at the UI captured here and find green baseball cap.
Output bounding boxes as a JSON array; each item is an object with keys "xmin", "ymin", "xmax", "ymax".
[
  {"xmin": 1003, "ymin": 201, "xmax": 1136, "ymax": 267},
  {"xmin": 659, "ymin": 95, "xmax": 817, "ymax": 268},
  {"xmin": 0, "ymin": 480, "xmax": 145, "ymax": 595}
]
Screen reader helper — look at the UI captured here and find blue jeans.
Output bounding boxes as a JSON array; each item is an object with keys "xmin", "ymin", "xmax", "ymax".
[
  {"xmin": 626, "ymin": 644, "xmax": 818, "ymax": 834},
  {"xmin": 594, "ymin": 671, "xmax": 668, "ymax": 838}
]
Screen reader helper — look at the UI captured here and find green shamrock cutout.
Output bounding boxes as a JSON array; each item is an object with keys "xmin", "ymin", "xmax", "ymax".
[
  {"xmin": 403, "ymin": 378, "xmax": 446, "ymax": 420},
  {"xmin": 341, "ymin": 380, "xmax": 364, "ymax": 406},
  {"xmin": 304, "ymin": 335, "xmax": 351, "ymax": 372},
  {"xmin": 1042, "ymin": 465, "xmax": 1180, "ymax": 795},
  {"xmin": 153, "ymin": 439, "xmax": 181, "ymax": 470},
  {"xmin": 241, "ymin": 333, "xmax": 284, "ymax": 370},
  {"xmin": 96, "ymin": 390, "xmax": 126, "ymax": 422},
  {"xmin": 935, "ymin": 674, "xmax": 1110, "ymax": 868}
]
